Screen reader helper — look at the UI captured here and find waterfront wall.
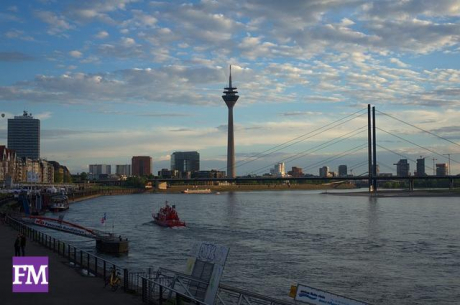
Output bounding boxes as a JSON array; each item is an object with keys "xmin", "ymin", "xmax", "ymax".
[{"xmin": 68, "ymin": 188, "xmax": 145, "ymax": 203}]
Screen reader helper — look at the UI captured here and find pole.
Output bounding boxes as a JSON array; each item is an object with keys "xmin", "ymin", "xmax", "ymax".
[
  {"xmin": 372, "ymin": 106, "xmax": 377, "ymax": 192},
  {"xmin": 432, "ymin": 158, "xmax": 437, "ymax": 175},
  {"xmin": 368, "ymin": 104, "xmax": 372, "ymax": 192}
]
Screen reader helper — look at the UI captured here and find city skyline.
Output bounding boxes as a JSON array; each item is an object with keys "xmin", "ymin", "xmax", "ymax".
[{"xmin": 1, "ymin": 1, "xmax": 460, "ymax": 174}]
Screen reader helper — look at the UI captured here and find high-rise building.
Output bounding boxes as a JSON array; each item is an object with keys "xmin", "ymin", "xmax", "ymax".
[
  {"xmin": 171, "ymin": 151, "xmax": 200, "ymax": 174},
  {"xmin": 436, "ymin": 163, "xmax": 448, "ymax": 176},
  {"xmin": 270, "ymin": 162, "xmax": 285, "ymax": 177},
  {"xmin": 394, "ymin": 159, "xmax": 410, "ymax": 176},
  {"xmin": 416, "ymin": 158, "xmax": 426, "ymax": 176},
  {"xmin": 319, "ymin": 166, "xmax": 329, "ymax": 178},
  {"xmin": 288, "ymin": 166, "xmax": 303, "ymax": 177},
  {"xmin": 222, "ymin": 65, "xmax": 239, "ymax": 178},
  {"xmin": 7, "ymin": 111, "xmax": 40, "ymax": 159},
  {"xmin": 89, "ymin": 164, "xmax": 111, "ymax": 179},
  {"xmin": 338, "ymin": 165, "xmax": 347, "ymax": 177},
  {"xmin": 132, "ymin": 156, "xmax": 152, "ymax": 176},
  {"xmin": 116, "ymin": 164, "xmax": 132, "ymax": 177}
]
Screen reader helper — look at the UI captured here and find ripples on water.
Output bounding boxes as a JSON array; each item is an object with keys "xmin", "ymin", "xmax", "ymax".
[{"xmin": 40, "ymin": 190, "xmax": 460, "ymax": 304}]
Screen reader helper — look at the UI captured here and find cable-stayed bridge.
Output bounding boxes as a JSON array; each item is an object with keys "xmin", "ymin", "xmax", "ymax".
[{"xmin": 149, "ymin": 104, "xmax": 460, "ymax": 192}]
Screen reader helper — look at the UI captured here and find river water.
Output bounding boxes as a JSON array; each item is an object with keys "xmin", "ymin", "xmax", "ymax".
[{"xmin": 40, "ymin": 190, "xmax": 460, "ymax": 304}]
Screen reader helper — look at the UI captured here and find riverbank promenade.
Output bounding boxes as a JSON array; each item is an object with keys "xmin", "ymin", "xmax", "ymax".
[{"xmin": 0, "ymin": 223, "xmax": 141, "ymax": 305}]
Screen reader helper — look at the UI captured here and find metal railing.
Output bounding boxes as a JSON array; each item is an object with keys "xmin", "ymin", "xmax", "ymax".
[
  {"xmin": 129, "ymin": 267, "xmax": 294, "ymax": 305},
  {"xmin": 7, "ymin": 215, "xmax": 296, "ymax": 305},
  {"xmin": 6, "ymin": 216, "xmax": 126, "ymax": 289}
]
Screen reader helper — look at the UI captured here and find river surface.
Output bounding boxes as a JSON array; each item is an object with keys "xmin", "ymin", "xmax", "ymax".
[{"xmin": 39, "ymin": 190, "xmax": 460, "ymax": 304}]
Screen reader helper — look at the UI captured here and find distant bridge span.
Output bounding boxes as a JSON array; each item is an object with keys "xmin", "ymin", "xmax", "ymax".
[{"xmin": 149, "ymin": 175, "xmax": 460, "ymax": 183}]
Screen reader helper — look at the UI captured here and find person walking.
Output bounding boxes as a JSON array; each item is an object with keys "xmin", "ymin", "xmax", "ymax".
[
  {"xmin": 20, "ymin": 234, "xmax": 26, "ymax": 256},
  {"xmin": 14, "ymin": 235, "xmax": 21, "ymax": 256}
]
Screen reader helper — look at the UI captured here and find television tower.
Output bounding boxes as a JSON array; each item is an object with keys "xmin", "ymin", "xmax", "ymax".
[{"xmin": 222, "ymin": 65, "xmax": 239, "ymax": 178}]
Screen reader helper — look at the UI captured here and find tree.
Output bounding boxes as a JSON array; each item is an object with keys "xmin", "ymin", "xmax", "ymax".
[
  {"xmin": 54, "ymin": 171, "xmax": 63, "ymax": 183},
  {"xmin": 80, "ymin": 172, "xmax": 88, "ymax": 181},
  {"xmin": 126, "ymin": 176, "xmax": 147, "ymax": 188}
]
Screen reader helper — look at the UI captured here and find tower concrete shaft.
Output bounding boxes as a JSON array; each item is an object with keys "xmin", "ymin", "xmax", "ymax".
[{"xmin": 222, "ymin": 66, "xmax": 239, "ymax": 178}]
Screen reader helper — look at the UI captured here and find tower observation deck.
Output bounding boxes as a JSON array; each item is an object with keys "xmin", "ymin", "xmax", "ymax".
[{"xmin": 222, "ymin": 66, "xmax": 239, "ymax": 178}]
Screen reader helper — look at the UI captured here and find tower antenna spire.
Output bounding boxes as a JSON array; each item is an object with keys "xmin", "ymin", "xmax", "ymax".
[{"xmin": 229, "ymin": 65, "xmax": 232, "ymax": 88}]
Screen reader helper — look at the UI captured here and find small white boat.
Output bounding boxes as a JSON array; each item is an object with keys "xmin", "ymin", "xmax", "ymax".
[{"xmin": 48, "ymin": 195, "xmax": 69, "ymax": 212}]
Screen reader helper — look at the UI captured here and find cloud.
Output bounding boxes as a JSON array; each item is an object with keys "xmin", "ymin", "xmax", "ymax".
[
  {"xmin": 34, "ymin": 10, "xmax": 74, "ymax": 35},
  {"xmin": 97, "ymin": 37, "xmax": 144, "ymax": 59},
  {"xmin": 0, "ymin": 51, "xmax": 35, "ymax": 62},
  {"xmin": 5, "ymin": 29, "xmax": 35, "ymax": 41},
  {"xmin": 431, "ymin": 126, "xmax": 460, "ymax": 134},
  {"xmin": 0, "ymin": 66, "xmax": 227, "ymax": 105},
  {"xmin": 390, "ymin": 58, "xmax": 409, "ymax": 68},
  {"xmin": 41, "ymin": 129, "xmax": 111, "ymax": 139},
  {"xmin": 0, "ymin": 12, "xmax": 22, "ymax": 22},
  {"xmin": 69, "ymin": 50, "xmax": 83, "ymax": 58},
  {"xmin": 280, "ymin": 111, "xmax": 322, "ymax": 116},
  {"xmin": 97, "ymin": 110, "xmax": 193, "ymax": 117},
  {"xmin": 67, "ymin": 0, "xmax": 139, "ymax": 24},
  {"xmin": 95, "ymin": 31, "xmax": 109, "ymax": 39},
  {"xmin": 361, "ymin": 1, "xmax": 460, "ymax": 19},
  {"xmin": 34, "ymin": 111, "xmax": 52, "ymax": 120},
  {"xmin": 121, "ymin": 9, "xmax": 157, "ymax": 28}
]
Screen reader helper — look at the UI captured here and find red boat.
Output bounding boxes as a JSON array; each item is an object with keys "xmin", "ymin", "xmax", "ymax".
[{"xmin": 153, "ymin": 201, "xmax": 186, "ymax": 227}]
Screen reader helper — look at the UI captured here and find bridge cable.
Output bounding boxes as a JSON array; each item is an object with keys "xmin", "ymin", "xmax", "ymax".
[
  {"xmin": 349, "ymin": 160, "xmax": 368, "ymax": 171},
  {"xmin": 219, "ymin": 107, "xmax": 368, "ymax": 172},
  {"xmin": 300, "ymin": 143, "xmax": 368, "ymax": 173},
  {"xmin": 247, "ymin": 126, "xmax": 367, "ymax": 175},
  {"xmin": 376, "ymin": 144, "xmax": 434, "ymax": 172},
  {"xmin": 377, "ymin": 127, "xmax": 460, "ymax": 165},
  {"xmin": 376, "ymin": 110, "xmax": 460, "ymax": 149}
]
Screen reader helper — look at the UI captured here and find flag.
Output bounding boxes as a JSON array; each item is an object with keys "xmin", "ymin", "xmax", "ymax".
[{"xmin": 101, "ymin": 213, "xmax": 107, "ymax": 225}]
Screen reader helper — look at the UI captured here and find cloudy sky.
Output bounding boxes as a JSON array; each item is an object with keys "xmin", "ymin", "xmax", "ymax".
[{"xmin": 1, "ymin": 0, "xmax": 460, "ymax": 176}]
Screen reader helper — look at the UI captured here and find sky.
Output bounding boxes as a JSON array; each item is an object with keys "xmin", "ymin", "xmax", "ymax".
[{"xmin": 1, "ymin": 0, "xmax": 460, "ymax": 176}]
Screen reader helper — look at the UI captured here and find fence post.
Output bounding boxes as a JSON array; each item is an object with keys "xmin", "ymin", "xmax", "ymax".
[
  {"xmin": 87, "ymin": 253, "xmax": 90, "ymax": 274},
  {"xmin": 124, "ymin": 268, "xmax": 129, "ymax": 292},
  {"xmin": 159, "ymin": 285, "xmax": 163, "ymax": 305},
  {"xmin": 103, "ymin": 261, "xmax": 106, "ymax": 280},
  {"xmin": 142, "ymin": 278, "xmax": 147, "ymax": 302}
]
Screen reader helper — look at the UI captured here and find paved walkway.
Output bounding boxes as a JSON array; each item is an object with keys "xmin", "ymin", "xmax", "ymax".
[{"xmin": 0, "ymin": 222, "xmax": 142, "ymax": 305}]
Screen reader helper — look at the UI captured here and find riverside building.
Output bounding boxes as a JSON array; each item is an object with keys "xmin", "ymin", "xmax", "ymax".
[
  {"xmin": 7, "ymin": 111, "xmax": 40, "ymax": 159},
  {"xmin": 171, "ymin": 151, "xmax": 200, "ymax": 176},
  {"xmin": 132, "ymin": 156, "xmax": 152, "ymax": 176}
]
